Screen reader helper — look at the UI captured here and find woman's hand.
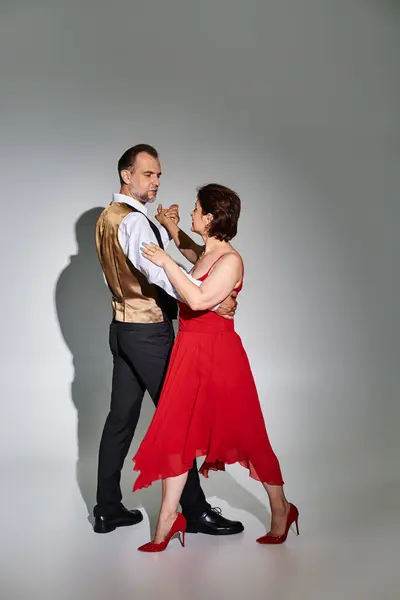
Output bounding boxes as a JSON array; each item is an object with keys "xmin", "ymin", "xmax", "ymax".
[{"xmin": 140, "ymin": 242, "xmax": 172, "ymax": 268}]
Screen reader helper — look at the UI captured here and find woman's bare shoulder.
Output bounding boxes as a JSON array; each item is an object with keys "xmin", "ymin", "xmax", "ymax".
[
  {"xmin": 212, "ymin": 250, "xmax": 243, "ymax": 276},
  {"xmin": 219, "ymin": 249, "xmax": 242, "ymax": 264}
]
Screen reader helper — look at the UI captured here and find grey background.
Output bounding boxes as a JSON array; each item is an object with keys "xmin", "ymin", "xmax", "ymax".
[{"xmin": 0, "ymin": 0, "xmax": 399, "ymax": 537}]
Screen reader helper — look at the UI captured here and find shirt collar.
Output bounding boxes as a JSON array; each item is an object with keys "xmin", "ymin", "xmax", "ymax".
[{"xmin": 112, "ymin": 193, "xmax": 148, "ymax": 215}]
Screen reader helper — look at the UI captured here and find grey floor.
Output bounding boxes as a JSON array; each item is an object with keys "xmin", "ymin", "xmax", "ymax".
[{"xmin": 2, "ymin": 446, "xmax": 399, "ymax": 600}]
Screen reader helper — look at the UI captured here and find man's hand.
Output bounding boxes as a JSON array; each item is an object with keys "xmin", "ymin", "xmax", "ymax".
[
  {"xmin": 156, "ymin": 204, "xmax": 180, "ymax": 227},
  {"xmin": 215, "ymin": 291, "xmax": 238, "ymax": 320}
]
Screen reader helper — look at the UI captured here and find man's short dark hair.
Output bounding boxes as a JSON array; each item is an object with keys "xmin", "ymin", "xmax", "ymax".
[
  {"xmin": 117, "ymin": 144, "xmax": 159, "ymax": 185},
  {"xmin": 197, "ymin": 183, "xmax": 241, "ymax": 242}
]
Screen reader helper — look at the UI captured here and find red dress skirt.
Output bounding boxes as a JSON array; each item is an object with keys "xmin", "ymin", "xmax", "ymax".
[{"xmin": 133, "ymin": 268, "xmax": 283, "ymax": 490}]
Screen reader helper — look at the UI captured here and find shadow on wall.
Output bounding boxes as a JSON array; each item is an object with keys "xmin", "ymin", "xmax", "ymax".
[
  {"xmin": 55, "ymin": 207, "xmax": 112, "ymax": 518},
  {"xmin": 54, "ymin": 207, "xmax": 270, "ymax": 531}
]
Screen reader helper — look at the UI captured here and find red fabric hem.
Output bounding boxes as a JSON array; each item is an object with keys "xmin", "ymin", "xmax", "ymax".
[{"xmin": 132, "ymin": 449, "xmax": 284, "ymax": 491}]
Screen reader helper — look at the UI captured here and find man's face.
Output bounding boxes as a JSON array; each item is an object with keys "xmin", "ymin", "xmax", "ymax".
[{"xmin": 122, "ymin": 152, "xmax": 162, "ymax": 204}]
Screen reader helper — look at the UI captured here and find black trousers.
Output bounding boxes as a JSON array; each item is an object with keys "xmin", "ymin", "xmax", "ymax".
[{"xmin": 94, "ymin": 320, "xmax": 210, "ymax": 518}]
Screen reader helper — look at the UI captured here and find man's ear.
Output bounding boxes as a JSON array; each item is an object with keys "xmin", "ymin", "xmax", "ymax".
[{"xmin": 120, "ymin": 169, "xmax": 131, "ymax": 185}]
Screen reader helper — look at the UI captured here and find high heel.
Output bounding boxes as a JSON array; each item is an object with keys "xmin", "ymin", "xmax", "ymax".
[
  {"xmin": 138, "ymin": 513, "xmax": 187, "ymax": 553},
  {"xmin": 256, "ymin": 503, "xmax": 299, "ymax": 545}
]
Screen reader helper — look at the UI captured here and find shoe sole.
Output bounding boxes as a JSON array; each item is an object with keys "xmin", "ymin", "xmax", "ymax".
[
  {"xmin": 93, "ymin": 517, "xmax": 143, "ymax": 534},
  {"xmin": 185, "ymin": 525, "xmax": 244, "ymax": 536}
]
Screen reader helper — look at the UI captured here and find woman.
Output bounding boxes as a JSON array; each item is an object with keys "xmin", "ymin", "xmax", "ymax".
[{"xmin": 133, "ymin": 183, "xmax": 298, "ymax": 552}]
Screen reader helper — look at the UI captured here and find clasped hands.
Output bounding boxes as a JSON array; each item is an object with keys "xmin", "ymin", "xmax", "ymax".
[{"xmin": 142, "ymin": 204, "xmax": 237, "ymax": 319}]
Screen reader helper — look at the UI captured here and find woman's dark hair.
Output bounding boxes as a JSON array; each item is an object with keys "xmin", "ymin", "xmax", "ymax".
[{"xmin": 197, "ymin": 183, "xmax": 241, "ymax": 242}]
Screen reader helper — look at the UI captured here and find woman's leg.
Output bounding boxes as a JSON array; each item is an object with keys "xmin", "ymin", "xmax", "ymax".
[
  {"xmin": 153, "ymin": 471, "xmax": 189, "ymax": 543},
  {"xmin": 262, "ymin": 483, "xmax": 291, "ymax": 536}
]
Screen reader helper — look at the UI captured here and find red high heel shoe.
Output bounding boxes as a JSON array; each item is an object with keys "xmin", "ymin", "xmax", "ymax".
[
  {"xmin": 256, "ymin": 503, "xmax": 299, "ymax": 545},
  {"xmin": 138, "ymin": 513, "xmax": 187, "ymax": 553}
]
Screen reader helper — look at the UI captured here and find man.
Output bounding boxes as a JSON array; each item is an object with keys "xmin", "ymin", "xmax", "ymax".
[{"xmin": 93, "ymin": 144, "xmax": 244, "ymax": 536}]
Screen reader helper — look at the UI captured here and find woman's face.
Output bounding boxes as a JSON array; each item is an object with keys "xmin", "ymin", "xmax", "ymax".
[{"xmin": 191, "ymin": 199, "xmax": 211, "ymax": 234}]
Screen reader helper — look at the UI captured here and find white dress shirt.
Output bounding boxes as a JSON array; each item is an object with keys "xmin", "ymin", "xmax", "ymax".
[{"xmin": 112, "ymin": 193, "xmax": 202, "ymax": 301}]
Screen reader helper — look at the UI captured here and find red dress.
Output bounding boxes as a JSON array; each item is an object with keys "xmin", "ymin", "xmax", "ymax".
[{"xmin": 132, "ymin": 260, "xmax": 284, "ymax": 490}]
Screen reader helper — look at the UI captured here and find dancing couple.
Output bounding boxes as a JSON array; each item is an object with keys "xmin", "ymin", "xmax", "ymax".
[{"xmin": 94, "ymin": 144, "xmax": 298, "ymax": 552}]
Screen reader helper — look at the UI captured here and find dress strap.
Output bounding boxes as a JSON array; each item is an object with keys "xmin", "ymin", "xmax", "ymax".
[
  {"xmin": 204, "ymin": 254, "xmax": 226, "ymax": 277},
  {"xmin": 211, "ymin": 254, "xmax": 244, "ymax": 281},
  {"xmin": 201, "ymin": 254, "xmax": 244, "ymax": 291}
]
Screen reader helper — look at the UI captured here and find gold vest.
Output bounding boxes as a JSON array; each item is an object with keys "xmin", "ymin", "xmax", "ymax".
[{"xmin": 95, "ymin": 202, "xmax": 168, "ymax": 323}]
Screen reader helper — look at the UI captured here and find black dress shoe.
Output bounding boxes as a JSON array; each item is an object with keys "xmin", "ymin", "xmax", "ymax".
[
  {"xmin": 93, "ymin": 506, "xmax": 144, "ymax": 534},
  {"xmin": 185, "ymin": 507, "xmax": 244, "ymax": 536}
]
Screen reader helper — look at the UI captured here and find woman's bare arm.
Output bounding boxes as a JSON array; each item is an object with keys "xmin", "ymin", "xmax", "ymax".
[
  {"xmin": 164, "ymin": 221, "xmax": 204, "ymax": 265},
  {"xmin": 140, "ymin": 243, "xmax": 242, "ymax": 311},
  {"xmin": 156, "ymin": 207, "xmax": 204, "ymax": 264}
]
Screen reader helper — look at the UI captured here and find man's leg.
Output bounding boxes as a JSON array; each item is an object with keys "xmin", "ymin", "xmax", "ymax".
[
  {"xmin": 118, "ymin": 320, "xmax": 211, "ymax": 518},
  {"xmin": 180, "ymin": 460, "xmax": 211, "ymax": 518},
  {"xmin": 94, "ymin": 322, "xmax": 146, "ymax": 525}
]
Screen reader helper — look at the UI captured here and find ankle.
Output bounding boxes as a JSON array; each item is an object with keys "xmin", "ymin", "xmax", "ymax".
[
  {"xmin": 270, "ymin": 502, "xmax": 288, "ymax": 517},
  {"xmin": 159, "ymin": 510, "xmax": 178, "ymax": 522}
]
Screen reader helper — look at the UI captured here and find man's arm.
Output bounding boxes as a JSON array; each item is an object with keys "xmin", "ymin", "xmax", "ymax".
[
  {"xmin": 155, "ymin": 219, "xmax": 172, "ymax": 250},
  {"xmin": 119, "ymin": 213, "xmax": 200, "ymax": 300}
]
